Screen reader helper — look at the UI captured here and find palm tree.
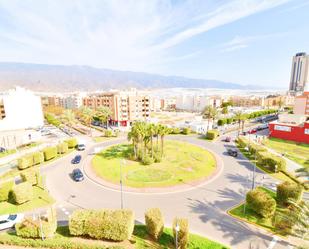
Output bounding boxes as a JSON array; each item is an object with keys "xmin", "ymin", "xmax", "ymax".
[
  {"xmin": 234, "ymin": 111, "xmax": 244, "ymax": 137},
  {"xmin": 148, "ymin": 123, "xmax": 155, "ymax": 158},
  {"xmin": 202, "ymin": 105, "xmax": 217, "ymax": 131},
  {"xmin": 158, "ymin": 124, "xmax": 169, "ymax": 155},
  {"xmin": 222, "ymin": 106, "xmax": 228, "ymax": 117},
  {"xmin": 96, "ymin": 106, "xmax": 112, "ymax": 128},
  {"xmin": 61, "ymin": 109, "xmax": 76, "ymax": 127},
  {"xmin": 78, "ymin": 106, "xmax": 95, "ymax": 136}
]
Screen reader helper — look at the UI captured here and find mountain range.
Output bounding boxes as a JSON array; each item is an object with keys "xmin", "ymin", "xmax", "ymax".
[{"xmin": 0, "ymin": 62, "xmax": 261, "ymax": 92}]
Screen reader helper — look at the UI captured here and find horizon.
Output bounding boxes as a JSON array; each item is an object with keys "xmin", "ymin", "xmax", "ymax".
[{"xmin": 1, "ymin": 0, "xmax": 309, "ymax": 88}]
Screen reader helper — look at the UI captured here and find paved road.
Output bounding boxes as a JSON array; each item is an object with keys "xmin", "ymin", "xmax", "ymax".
[{"xmin": 42, "ymin": 134, "xmax": 297, "ymax": 249}]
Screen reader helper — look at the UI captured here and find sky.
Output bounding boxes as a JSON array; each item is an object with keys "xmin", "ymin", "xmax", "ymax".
[{"xmin": 0, "ymin": 0, "xmax": 309, "ymax": 88}]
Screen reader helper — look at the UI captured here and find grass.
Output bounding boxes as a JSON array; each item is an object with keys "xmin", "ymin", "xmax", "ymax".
[
  {"xmin": 228, "ymin": 187, "xmax": 285, "ymax": 234},
  {"xmin": 263, "ymin": 138, "xmax": 309, "ymax": 169},
  {"xmin": 93, "ymin": 136, "xmax": 115, "ymax": 143},
  {"xmin": 0, "ymin": 225, "xmax": 228, "ymax": 249},
  {"xmin": 0, "ymin": 142, "xmax": 41, "ymax": 159},
  {"xmin": 0, "ymin": 186, "xmax": 55, "ymax": 215},
  {"xmin": 92, "ymin": 140, "xmax": 217, "ymax": 188},
  {"xmin": 0, "ymin": 148, "xmax": 75, "ymax": 181},
  {"xmin": 0, "ymin": 149, "xmax": 17, "ymax": 158}
]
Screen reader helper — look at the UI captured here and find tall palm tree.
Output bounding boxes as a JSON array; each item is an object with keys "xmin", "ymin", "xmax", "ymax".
[
  {"xmin": 61, "ymin": 109, "xmax": 76, "ymax": 127},
  {"xmin": 158, "ymin": 124, "xmax": 169, "ymax": 155},
  {"xmin": 96, "ymin": 106, "xmax": 112, "ymax": 128},
  {"xmin": 78, "ymin": 106, "xmax": 95, "ymax": 136},
  {"xmin": 202, "ymin": 105, "xmax": 217, "ymax": 131},
  {"xmin": 234, "ymin": 111, "xmax": 244, "ymax": 137}
]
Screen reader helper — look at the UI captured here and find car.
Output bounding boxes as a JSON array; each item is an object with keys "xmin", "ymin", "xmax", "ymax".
[
  {"xmin": 77, "ymin": 144, "xmax": 86, "ymax": 151},
  {"xmin": 0, "ymin": 214, "xmax": 24, "ymax": 230},
  {"xmin": 72, "ymin": 168, "xmax": 84, "ymax": 182},
  {"xmin": 227, "ymin": 148, "xmax": 238, "ymax": 157},
  {"xmin": 0, "ymin": 147, "xmax": 6, "ymax": 153},
  {"xmin": 248, "ymin": 128, "xmax": 257, "ymax": 134},
  {"xmin": 224, "ymin": 136, "xmax": 231, "ymax": 142},
  {"xmin": 71, "ymin": 155, "xmax": 82, "ymax": 164}
]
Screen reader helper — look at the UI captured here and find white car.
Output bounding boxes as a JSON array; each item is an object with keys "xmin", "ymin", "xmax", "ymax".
[
  {"xmin": 77, "ymin": 144, "xmax": 86, "ymax": 151},
  {"xmin": 0, "ymin": 214, "xmax": 24, "ymax": 230}
]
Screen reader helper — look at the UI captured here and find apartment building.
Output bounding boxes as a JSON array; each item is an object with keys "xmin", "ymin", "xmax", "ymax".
[
  {"xmin": 229, "ymin": 96, "xmax": 262, "ymax": 107},
  {"xmin": 293, "ymin": 85, "xmax": 309, "ymax": 115},
  {"xmin": 41, "ymin": 95, "xmax": 64, "ymax": 107},
  {"xmin": 64, "ymin": 95, "xmax": 83, "ymax": 109},
  {"xmin": 289, "ymin": 52, "xmax": 309, "ymax": 94},
  {"xmin": 176, "ymin": 95, "xmax": 221, "ymax": 112},
  {"xmin": 262, "ymin": 94, "xmax": 295, "ymax": 108},
  {"xmin": 0, "ymin": 99, "xmax": 5, "ymax": 120},
  {"xmin": 83, "ymin": 90, "xmax": 150, "ymax": 126}
]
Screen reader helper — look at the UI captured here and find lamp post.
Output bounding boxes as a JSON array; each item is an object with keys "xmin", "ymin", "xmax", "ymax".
[
  {"xmin": 252, "ymin": 149, "xmax": 256, "ymax": 190},
  {"xmin": 120, "ymin": 159, "xmax": 126, "ymax": 209},
  {"xmin": 175, "ymin": 222, "xmax": 180, "ymax": 249}
]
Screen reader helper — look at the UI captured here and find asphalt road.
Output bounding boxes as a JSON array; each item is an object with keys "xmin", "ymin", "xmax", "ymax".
[{"xmin": 42, "ymin": 134, "xmax": 297, "ymax": 249}]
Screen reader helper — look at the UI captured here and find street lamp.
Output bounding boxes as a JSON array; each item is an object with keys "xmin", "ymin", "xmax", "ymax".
[
  {"xmin": 120, "ymin": 159, "xmax": 126, "ymax": 209},
  {"xmin": 175, "ymin": 221, "xmax": 180, "ymax": 249}
]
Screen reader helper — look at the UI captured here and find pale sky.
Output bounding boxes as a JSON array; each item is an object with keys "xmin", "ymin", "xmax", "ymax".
[{"xmin": 0, "ymin": 0, "xmax": 309, "ymax": 87}]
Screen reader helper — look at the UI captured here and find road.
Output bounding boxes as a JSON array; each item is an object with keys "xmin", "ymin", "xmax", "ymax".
[{"xmin": 42, "ymin": 134, "xmax": 297, "ymax": 249}]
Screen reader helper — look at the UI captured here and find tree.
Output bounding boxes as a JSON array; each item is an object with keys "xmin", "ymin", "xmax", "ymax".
[
  {"xmin": 202, "ymin": 105, "xmax": 218, "ymax": 131},
  {"xmin": 96, "ymin": 106, "xmax": 112, "ymax": 128},
  {"xmin": 78, "ymin": 107, "xmax": 95, "ymax": 136},
  {"xmin": 61, "ymin": 109, "xmax": 76, "ymax": 127},
  {"xmin": 234, "ymin": 111, "xmax": 244, "ymax": 137},
  {"xmin": 222, "ymin": 106, "xmax": 228, "ymax": 116},
  {"xmin": 158, "ymin": 124, "xmax": 169, "ymax": 156}
]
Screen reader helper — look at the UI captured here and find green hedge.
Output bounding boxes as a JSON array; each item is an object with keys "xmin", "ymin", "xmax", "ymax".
[
  {"xmin": 236, "ymin": 136, "xmax": 248, "ymax": 148},
  {"xmin": 182, "ymin": 127, "xmax": 191, "ymax": 135},
  {"xmin": 20, "ymin": 169, "xmax": 39, "ymax": 186},
  {"xmin": 32, "ymin": 152, "xmax": 44, "ymax": 165},
  {"xmin": 43, "ymin": 146, "xmax": 57, "ymax": 161},
  {"xmin": 246, "ymin": 188, "xmax": 276, "ymax": 218},
  {"xmin": 11, "ymin": 182, "xmax": 33, "ymax": 205},
  {"xmin": 57, "ymin": 142, "xmax": 69, "ymax": 154},
  {"xmin": 173, "ymin": 218, "xmax": 189, "ymax": 249},
  {"xmin": 65, "ymin": 138, "xmax": 78, "ymax": 149},
  {"xmin": 45, "ymin": 113, "xmax": 61, "ymax": 127},
  {"xmin": 104, "ymin": 130, "xmax": 113, "ymax": 137},
  {"xmin": 170, "ymin": 127, "xmax": 181, "ymax": 134},
  {"xmin": 257, "ymin": 152, "xmax": 286, "ymax": 172},
  {"xmin": 17, "ymin": 154, "xmax": 33, "ymax": 170},
  {"xmin": 277, "ymin": 181, "xmax": 303, "ymax": 205},
  {"xmin": 69, "ymin": 209, "xmax": 134, "ymax": 241},
  {"xmin": 206, "ymin": 130, "xmax": 219, "ymax": 140},
  {"xmin": 145, "ymin": 208, "xmax": 164, "ymax": 241},
  {"xmin": 0, "ymin": 180, "xmax": 14, "ymax": 202}
]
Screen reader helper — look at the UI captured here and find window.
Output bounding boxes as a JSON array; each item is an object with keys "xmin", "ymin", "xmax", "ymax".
[
  {"xmin": 274, "ymin": 125, "xmax": 291, "ymax": 132},
  {"xmin": 305, "ymin": 129, "xmax": 309, "ymax": 135}
]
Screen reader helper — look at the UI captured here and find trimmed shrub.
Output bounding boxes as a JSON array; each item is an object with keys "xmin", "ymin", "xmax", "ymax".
[
  {"xmin": 69, "ymin": 209, "xmax": 135, "ymax": 241},
  {"xmin": 206, "ymin": 130, "xmax": 219, "ymax": 140},
  {"xmin": 236, "ymin": 136, "xmax": 248, "ymax": 148},
  {"xmin": 45, "ymin": 113, "xmax": 61, "ymax": 127},
  {"xmin": 0, "ymin": 180, "xmax": 14, "ymax": 202},
  {"xmin": 153, "ymin": 152, "xmax": 162, "ymax": 163},
  {"xmin": 173, "ymin": 218, "xmax": 189, "ymax": 249},
  {"xmin": 43, "ymin": 146, "xmax": 57, "ymax": 161},
  {"xmin": 226, "ymin": 118, "xmax": 232, "ymax": 124},
  {"xmin": 145, "ymin": 208, "xmax": 164, "ymax": 241},
  {"xmin": 57, "ymin": 142, "xmax": 69, "ymax": 154},
  {"xmin": 104, "ymin": 130, "xmax": 113, "ymax": 137},
  {"xmin": 217, "ymin": 119, "xmax": 226, "ymax": 126},
  {"xmin": 32, "ymin": 152, "xmax": 44, "ymax": 165},
  {"xmin": 17, "ymin": 154, "xmax": 33, "ymax": 170},
  {"xmin": 11, "ymin": 182, "xmax": 33, "ymax": 204},
  {"xmin": 170, "ymin": 127, "xmax": 181, "ymax": 134},
  {"xmin": 20, "ymin": 169, "xmax": 40, "ymax": 186},
  {"xmin": 246, "ymin": 188, "xmax": 276, "ymax": 218},
  {"xmin": 248, "ymin": 143, "xmax": 267, "ymax": 154},
  {"xmin": 257, "ymin": 152, "xmax": 286, "ymax": 172},
  {"xmin": 142, "ymin": 155, "xmax": 154, "ymax": 165},
  {"xmin": 182, "ymin": 127, "xmax": 191, "ymax": 135},
  {"xmin": 65, "ymin": 138, "xmax": 78, "ymax": 149},
  {"xmin": 277, "ymin": 181, "xmax": 303, "ymax": 205}
]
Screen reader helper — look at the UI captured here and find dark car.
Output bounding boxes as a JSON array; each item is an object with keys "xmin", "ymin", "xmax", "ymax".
[
  {"xmin": 0, "ymin": 147, "xmax": 6, "ymax": 153},
  {"xmin": 227, "ymin": 148, "xmax": 238, "ymax": 157},
  {"xmin": 71, "ymin": 155, "xmax": 82, "ymax": 164},
  {"xmin": 224, "ymin": 136, "xmax": 231, "ymax": 142},
  {"xmin": 72, "ymin": 168, "xmax": 84, "ymax": 182}
]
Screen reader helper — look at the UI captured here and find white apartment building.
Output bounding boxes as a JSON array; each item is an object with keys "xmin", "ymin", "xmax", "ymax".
[
  {"xmin": 176, "ymin": 95, "xmax": 221, "ymax": 112},
  {"xmin": 0, "ymin": 87, "xmax": 44, "ymax": 132},
  {"xmin": 64, "ymin": 94, "xmax": 83, "ymax": 109},
  {"xmin": 289, "ymin": 52, "xmax": 309, "ymax": 94}
]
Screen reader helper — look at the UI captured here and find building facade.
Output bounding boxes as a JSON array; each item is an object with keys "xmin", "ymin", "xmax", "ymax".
[
  {"xmin": 293, "ymin": 85, "xmax": 309, "ymax": 115},
  {"xmin": 289, "ymin": 52, "xmax": 309, "ymax": 94}
]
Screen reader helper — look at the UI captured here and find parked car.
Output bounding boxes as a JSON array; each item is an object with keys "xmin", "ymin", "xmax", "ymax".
[
  {"xmin": 77, "ymin": 144, "xmax": 86, "ymax": 151},
  {"xmin": 224, "ymin": 136, "xmax": 231, "ymax": 142},
  {"xmin": 0, "ymin": 214, "xmax": 24, "ymax": 230},
  {"xmin": 227, "ymin": 148, "xmax": 238, "ymax": 157},
  {"xmin": 0, "ymin": 147, "xmax": 6, "ymax": 153},
  {"xmin": 71, "ymin": 155, "xmax": 82, "ymax": 164},
  {"xmin": 72, "ymin": 168, "xmax": 84, "ymax": 182},
  {"xmin": 248, "ymin": 128, "xmax": 257, "ymax": 134}
]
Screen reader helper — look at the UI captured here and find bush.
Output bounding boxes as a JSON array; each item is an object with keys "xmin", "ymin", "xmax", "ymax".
[
  {"xmin": 206, "ymin": 130, "xmax": 219, "ymax": 140},
  {"xmin": 104, "ymin": 130, "xmax": 113, "ymax": 137},
  {"xmin": 153, "ymin": 152, "xmax": 162, "ymax": 163},
  {"xmin": 20, "ymin": 169, "xmax": 40, "ymax": 186},
  {"xmin": 142, "ymin": 155, "xmax": 154, "ymax": 165},
  {"xmin": 69, "ymin": 209, "xmax": 135, "ymax": 241},
  {"xmin": 45, "ymin": 113, "xmax": 61, "ymax": 127},
  {"xmin": 217, "ymin": 119, "xmax": 226, "ymax": 126},
  {"xmin": 173, "ymin": 218, "xmax": 189, "ymax": 249},
  {"xmin": 246, "ymin": 188, "xmax": 276, "ymax": 218},
  {"xmin": 236, "ymin": 136, "xmax": 248, "ymax": 148},
  {"xmin": 32, "ymin": 152, "xmax": 44, "ymax": 165},
  {"xmin": 277, "ymin": 181, "xmax": 303, "ymax": 205},
  {"xmin": 57, "ymin": 142, "xmax": 69, "ymax": 154},
  {"xmin": 257, "ymin": 152, "xmax": 286, "ymax": 172},
  {"xmin": 145, "ymin": 208, "xmax": 164, "ymax": 241},
  {"xmin": 182, "ymin": 127, "xmax": 191, "ymax": 135},
  {"xmin": 11, "ymin": 182, "xmax": 33, "ymax": 204},
  {"xmin": 248, "ymin": 143, "xmax": 267, "ymax": 154},
  {"xmin": 43, "ymin": 146, "xmax": 57, "ymax": 161},
  {"xmin": 17, "ymin": 155, "xmax": 33, "ymax": 170},
  {"xmin": 65, "ymin": 138, "xmax": 78, "ymax": 149},
  {"xmin": 0, "ymin": 180, "xmax": 14, "ymax": 202},
  {"xmin": 170, "ymin": 127, "xmax": 181, "ymax": 134}
]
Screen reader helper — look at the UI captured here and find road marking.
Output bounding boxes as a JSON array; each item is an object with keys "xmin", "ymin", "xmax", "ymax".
[
  {"xmin": 61, "ymin": 208, "xmax": 66, "ymax": 212},
  {"xmin": 267, "ymin": 236, "xmax": 278, "ymax": 249},
  {"xmin": 64, "ymin": 211, "xmax": 70, "ymax": 215}
]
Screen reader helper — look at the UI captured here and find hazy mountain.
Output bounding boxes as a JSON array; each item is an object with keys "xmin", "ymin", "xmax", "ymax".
[{"xmin": 0, "ymin": 62, "xmax": 259, "ymax": 92}]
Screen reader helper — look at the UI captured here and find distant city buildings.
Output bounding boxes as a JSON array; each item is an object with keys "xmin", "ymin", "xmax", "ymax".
[
  {"xmin": 289, "ymin": 52, "xmax": 309, "ymax": 94},
  {"xmin": 176, "ymin": 95, "xmax": 221, "ymax": 112}
]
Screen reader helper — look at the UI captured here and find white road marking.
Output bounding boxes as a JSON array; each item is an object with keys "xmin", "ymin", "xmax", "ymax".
[
  {"xmin": 267, "ymin": 236, "xmax": 278, "ymax": 249},
  {"xmin": 64, "ymin": 211, "xmax": 70, "ymax": 215},
  {"xmin": 61, "ymin": 208, "xmax": 66, "ymax": 212}
]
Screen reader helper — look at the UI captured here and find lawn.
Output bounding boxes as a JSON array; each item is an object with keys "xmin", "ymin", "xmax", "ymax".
[
  {"xmin": 263, "ymin": 138, "xmax": 309, "ymax": 169},
  {"xmin": 92, "ymin": 140, "xmax": 217, "ymax": 188},
  {"xmin": 228, "ymin": 187, "xmax": 284, "ymax": 234},
  {"xmin": 0, "ymin": 186, "xmax": 55, "ymax": 215},
  {"xmin": 93, "ymin": 136, "xmax": 114, "ymax": 143},
  {"xmin": 0, "ymin": 142, "xmax": 40, "ymax": 159},
  {"xmin": 0, "ymin": 225, "xmax": 229, "ymax": 249}
]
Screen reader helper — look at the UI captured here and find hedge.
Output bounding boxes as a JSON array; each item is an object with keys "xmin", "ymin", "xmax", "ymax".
[
  {"xmin": 248, "ymin": 143, "xmax": 267, "ymax": 155},
  {"xmin": 170, "ymin": 127, "xmax": 181, "ymax": 134},
  {"xmin": 173, "ymin": 218, "xmax": 189, "ymax": 249},
  {"xmin": 246, "ymin": 188, "xmax": 276, "ymax": 218},
  {"xmin": 0, "ymin": 180, "xmax": 14, "ymax": 202},
  {"xmin": 17, "ymin": 154, "xmax": 33, "ymax": 170},
  {"xmin": 277, "ymin": 181, "xmax": 303, "ymax": 205},
  {"xmin": 11, "ymin": 182, "xmax": 33, "ymax": 205},
  {"xmin": 257, "ymin": 151, "xmax": 286, "ymax": 172},
  {"xmin": 65, "ymin": 138, "xmax": 78, "ymax": 149},
  {"xmin": 236, "ymin": 136, "xmax": 248, "ymax": 148},
  {"xmin": 104, "ymin": 130, "xmax": 113, "ymax": 137},
  {"xmin": 182, "ymin": 127, "xmax": 191, "ymax": 135},
  {"xmin": 206, "ymin": 130, "xmax": 219, "ymax": 140},
  {"xmin": 32, "ymin": 152, "xmax": 44, "ymax": 165},
  {"xmin": 145, "ymin": 208, "xmax": 164, "ymax": 241},
  {"xmin": 57, "ymin": 142, "xmax": 69, "ymax": 154},
  {"xmin": 43, "ymin": 146, "xmax": 57, "ymax": 161},
  {"xmin": 69, "ymin": 209, "xmax": 135, "ymax": 241},
  {"xmin": 45, "ymin": 113, "xmax": 61, "ymax": 127},
  {"xmin": 20, "ymin": 169, "xmax": 40, "ymax": 186}
]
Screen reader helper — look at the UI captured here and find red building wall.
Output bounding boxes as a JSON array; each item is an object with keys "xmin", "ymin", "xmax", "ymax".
[{"xmin": 268, "ymin": 122, "xmax": 309, "ymax": 144}]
